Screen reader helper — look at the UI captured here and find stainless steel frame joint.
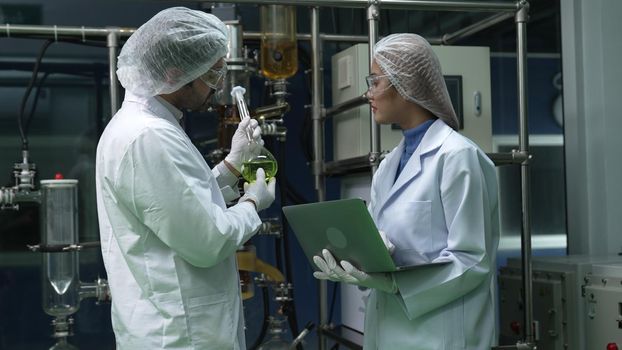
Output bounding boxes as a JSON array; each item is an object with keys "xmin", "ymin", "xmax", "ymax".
[
  {"xmin": 516, "ymin": 1, "xmax": 530, "ymax": 23},
  {"xmin": 368, "ymin": 152, "xmax": 381, "ymax": 167},
  {"xmin": 311, "ymin": 160, "xmax": 325, "ymax": 176},
  {"xmin": 367, "ymin": 2, "xmax": 380, "ymax": 20}
]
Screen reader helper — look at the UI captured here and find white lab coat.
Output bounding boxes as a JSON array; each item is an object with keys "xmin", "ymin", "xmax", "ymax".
[
  {"xmin": 364, "ymin": 119, "xmax": 499, "ymax": 349},
  {"xmin": 95, "ymin": 92, "xmax": 261, "ymax": 349}
]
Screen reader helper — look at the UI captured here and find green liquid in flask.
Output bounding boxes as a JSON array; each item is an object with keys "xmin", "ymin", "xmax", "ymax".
[{"xmin": 241, "ymin": 156, "xmax": 278, "ymax": 183}]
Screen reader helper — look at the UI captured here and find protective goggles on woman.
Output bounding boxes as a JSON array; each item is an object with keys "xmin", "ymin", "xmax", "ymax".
[{"xmin": 365, "ymin": 74, "xmax": 392, "ymax": 97}]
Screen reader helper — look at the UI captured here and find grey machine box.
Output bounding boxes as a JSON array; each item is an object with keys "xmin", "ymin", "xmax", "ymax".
[
  {"xmin": 584, "ymin": 263, "xmax": 622, "ymax": 349},
  {"xmin": 498, "ymin": 255, "xmax": 622, "ymax": 350}
]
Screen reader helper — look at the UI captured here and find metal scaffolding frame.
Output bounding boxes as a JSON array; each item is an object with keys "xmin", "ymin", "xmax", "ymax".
[{"xmin": 0, "ymin": 1, "xmax": 534, "ymax": 348}]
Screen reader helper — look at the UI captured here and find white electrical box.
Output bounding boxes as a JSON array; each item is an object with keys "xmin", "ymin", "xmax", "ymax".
[
  {"xmin": 584, "ymin": 263, "xmax": 622, "ymax": 349},
  {"xmin": 498, "ymin": 255, "xmax": 622, "ymax": 350},
  {"xmin": 330, "ymin": 43, "xmax": 493, "ymax": 162}
]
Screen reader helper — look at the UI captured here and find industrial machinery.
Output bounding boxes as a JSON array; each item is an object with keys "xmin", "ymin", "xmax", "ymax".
[
  {"xmin": 498, "ymin": 255, "xmax": 622, "ymax": 350},
  {"xmin": 583, "ymin": 263, "xmax": 622, "ymax": 349}
]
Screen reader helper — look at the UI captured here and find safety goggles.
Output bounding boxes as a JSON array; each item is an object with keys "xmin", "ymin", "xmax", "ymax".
[
  {"xmin": 200, "ymin": 61, "xmax": 228, "ymax": 91},
  {"xmin": 365, "ymin": 74, "xmax": 392, "ymax": 96}
]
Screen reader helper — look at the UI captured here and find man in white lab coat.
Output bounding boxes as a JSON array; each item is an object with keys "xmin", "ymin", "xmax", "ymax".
[
  {"xmin": 95, "ymin": 7, "xmax": 276, "ymax": 349},
  {"xmin": 314, "ymin": 34, "xmax": 499, "ymax": 349}
]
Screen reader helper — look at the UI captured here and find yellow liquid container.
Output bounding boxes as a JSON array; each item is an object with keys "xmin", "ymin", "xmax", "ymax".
[
  {"xmin": 242, "ymin": 156, "xmax": 278, "ymax": 183},
  {"xmin": 260, "ymin": 5, "xmax": 298, "ymax": 80}
]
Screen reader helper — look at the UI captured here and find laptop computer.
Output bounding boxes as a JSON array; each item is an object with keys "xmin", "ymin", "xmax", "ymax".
[{"xmin": 282, "ymin": 198, "xmax": 451, "ymax": 273}]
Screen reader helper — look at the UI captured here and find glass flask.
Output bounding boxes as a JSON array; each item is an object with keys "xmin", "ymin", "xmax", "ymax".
[
  {"xmin": 241, "ymin": 145, "xmax": 278, "ymax": 183},
  {"xmin": 40, "ymin": 180, "xmax": 80, "ymax": 317},
  {"xmin": 231, "ymin": 86, "xmax": 278, "ymax": 183},
  {"xmin": 257, "ymin": 316, "xmax": 290, "ymax": 350},
  {"xmin": 260, "ymin": 5, "xmax": 298, "ymax": 80}
]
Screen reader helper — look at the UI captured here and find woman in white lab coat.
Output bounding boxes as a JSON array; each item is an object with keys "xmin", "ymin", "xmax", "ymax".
[{"xmin": 313, "ymin": 34, "xmax": 499, "ymax": 349}]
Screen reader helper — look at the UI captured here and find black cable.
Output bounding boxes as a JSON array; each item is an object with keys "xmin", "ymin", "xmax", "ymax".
[
  {"xmin": 249, "ymin": 286, "xmax": 271, "ymax": 350},
  {"xmin": 24, "ymin": 71, "xmax": 50, "ymax": 136},
  {"xmin": 18, "ymin": 39, "xmax": 53, "ymax": 150}
]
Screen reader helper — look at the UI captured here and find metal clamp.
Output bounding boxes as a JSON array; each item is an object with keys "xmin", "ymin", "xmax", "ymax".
[
  {"xmin": 51, "ymin": 317, "xmax": 74, "ymax": 338},
  {"xmin": 367, "ymin": 2, "xmax": 380, "ymax": 20},
  {"xmin": 516, "ymin": 0, "xmax": 530, "ymax": 23},
  {"xmin": 274, "ymin": 282, "xmax": 293, "ymax": 303},
  {"xmin": 368, "ymin": 151, "xmax": 381, "ymax": 166},
  {"xmin": 27, "ymin": 241, "xmax": 101, "ymax": 252}
]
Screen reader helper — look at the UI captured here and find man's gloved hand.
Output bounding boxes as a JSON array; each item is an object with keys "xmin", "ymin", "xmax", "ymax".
[
  {"xmin": 312, "ymin": 249, "xmax": 397, "ymax": 293},
  {"xmin": 226, "ymin": 118, "xmax": 263, "ymax": 172},
  {"xmin": 238, "ymin": 168, "xmax": 276, "ymax": 211},
  {"xmin": 378, "ymin": 230, "xmax": 396, "ymax": 254}
]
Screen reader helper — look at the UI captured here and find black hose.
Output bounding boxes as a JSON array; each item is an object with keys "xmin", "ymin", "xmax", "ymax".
[
  {"xmin": 18, "ymin": 39, "xmax": 53, "ymax": 150},
  {"xmin": 249, "ymin": 286, "xmax": 271, "ymax": 350},
  {"xmin": 24, "ymin": 71, "xmax": 50, "ymax": 135}
]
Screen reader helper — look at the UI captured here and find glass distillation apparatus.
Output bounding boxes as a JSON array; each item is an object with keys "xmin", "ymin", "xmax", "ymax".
[
  {"xmin": 37, "ymin": 179, "xmax": 110, "ymax": 350},
  {"xmin": 40, "ymin": 180, "xmax": 81, "ymax": 350},
  {"xmin": 1, "ymin": 170, "xmax": 109, "ymax": 349},
  {"xmin": 260, "ymin": 5, "xmax": 298, "ymax": 102},
  {"xmin": 206, "ymin": 20, "xmax": 257, "ymax": 164}
]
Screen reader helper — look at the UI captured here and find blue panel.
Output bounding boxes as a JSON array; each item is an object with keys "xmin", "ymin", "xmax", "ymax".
[{"xmin": 491, "ymin": 56, "xmax": 563, "ymax": 135}]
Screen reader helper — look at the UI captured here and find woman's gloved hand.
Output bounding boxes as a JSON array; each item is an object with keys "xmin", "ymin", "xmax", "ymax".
[
  {"xmin": 226, "ymin": 118, "xmax": 263, "ymax": 172},
  {"xmin": 312, "ymin": 249, "xmax": 397, "ymax": 293},
  {"xmin": 378, "ymin": 230, "xmax": 396, "ymax": 254},
  {"xmin": 238, "ymin": 168, "xmax": 276, "ymax": 211}
]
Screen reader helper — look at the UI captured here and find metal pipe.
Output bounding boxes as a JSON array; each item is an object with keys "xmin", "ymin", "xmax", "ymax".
[
  {"xmin": 107, "ymin": 31, "xmax": 120, "ymax": 116},
  {"xmin": 156, "ymin": 0, "xmax": 517, "ymax": 11},
  {"xmin": 310, "ymin": 7, "xmax": 327, "ymax": 350},
  {"xmin": 516, "ymin": 1, "xmax": 535, "ymax": 347},
  {"xmin": 368, "ymin": 3, "xmax": 381, "ymax": 174},
  {"xmin": 441, "ymin": 11, "xmax": 515, "ymax": 44},
  {"xmin": 324, "ymin": 94, "xmax": 368, "ymax": 118},
  {"xmin": 0, "ymin": 24, "xmax": 134, "ymax": 39},
  {"xmin": 243, "ymin": 32, "xmax": 368, "ymax": 43}
]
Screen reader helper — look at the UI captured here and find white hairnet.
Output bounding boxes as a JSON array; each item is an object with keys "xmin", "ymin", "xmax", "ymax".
[
  {"xmin": 373, "ymin": 33, "xmax": 459, "ymax": 130},
  {"xmin": 117, "ymin": 7, "xmax": 228, "ymax": 97}
]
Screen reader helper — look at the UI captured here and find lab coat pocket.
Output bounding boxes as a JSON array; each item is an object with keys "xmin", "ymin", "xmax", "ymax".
[
  {"xmin": 392, "ymin": 200, "xmax": 432, "ymax": 266},
  {"xmin": 187, "ymin": 292, "xmax": 235, "ymax": 349}
]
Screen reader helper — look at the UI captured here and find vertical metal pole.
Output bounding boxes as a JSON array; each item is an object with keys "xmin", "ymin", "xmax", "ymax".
[
  {"xmin": 311, "ymin": 6, "xmax": 327, "ymax": 350},
  {"xmin": 516, "ymin": 1, "xmax": 535, "ymax": 347},
  {"xmin": 107, "ymin": 31, "xmax": 120, "ymax": 116},
  {"xmin": 367, "ymin": 2, "xmax": 381, "ymax": 174}
]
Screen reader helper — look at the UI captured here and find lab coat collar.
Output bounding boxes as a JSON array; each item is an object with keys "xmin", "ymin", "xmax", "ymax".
[
  {"xmin": 376, "ymin": 119, "xmax": 453, "ymax": 211},
  {"xmin": 123, "ymin": 91, "xmax": 184, "ymax": 131}
]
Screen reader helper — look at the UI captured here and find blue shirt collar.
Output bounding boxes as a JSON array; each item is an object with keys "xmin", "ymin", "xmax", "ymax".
[{"xmin": 402, "ymin": 119, "xmax": 436, "ymax": 152}]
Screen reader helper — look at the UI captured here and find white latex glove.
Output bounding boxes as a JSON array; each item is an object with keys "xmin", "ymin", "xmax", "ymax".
[
  {"xmin": 225, "ymin": 118, "xmax": 263, "ymax": 172},
  {"xmin": 312, "ymin": 249, "xmax": 397, "ymax": 293},
  {"xmin": 238, "ymin": 168, "xmax": 276, "ymax": 211},
  {"xmin": 378, "ymin": 230, "xmax": 396, "ymax": 254}
]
